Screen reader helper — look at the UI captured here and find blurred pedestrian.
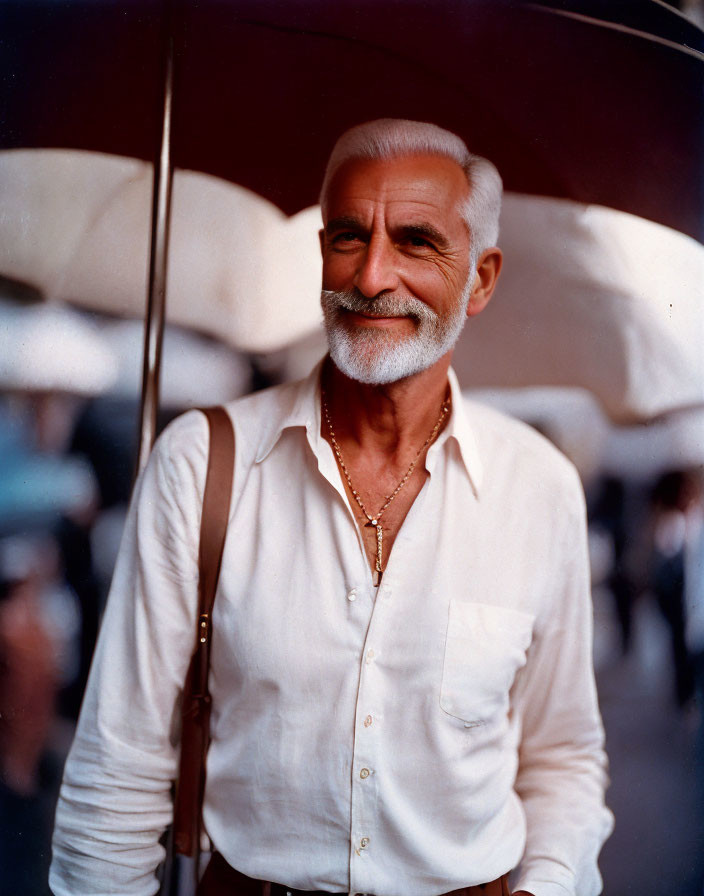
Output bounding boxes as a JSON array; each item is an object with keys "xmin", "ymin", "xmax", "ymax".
[
  {"xmin": 649, "ymin": 471, "xmax": 700, "ymax": 706},
  {"xmin": 0, "ymin": 538, "xmax": 62, "ymax": 896}
]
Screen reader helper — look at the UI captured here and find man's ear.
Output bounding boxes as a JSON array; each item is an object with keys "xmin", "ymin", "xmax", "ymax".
[{"xmin": 466, "ymin": 247, "xmax": 503, "ymax": 318}]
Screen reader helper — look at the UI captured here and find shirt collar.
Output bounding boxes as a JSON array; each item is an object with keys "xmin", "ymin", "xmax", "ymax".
[
  {"xmin": 428, "ymin": 367, "xmax": 483, "ymax": 497},
  {"xmin": 254, "ymin": 359, "xmax": 325, "ymax": 464},
  {"xmin": 255, "ymin": 359, "xmax": 484, "ymax": 496}
]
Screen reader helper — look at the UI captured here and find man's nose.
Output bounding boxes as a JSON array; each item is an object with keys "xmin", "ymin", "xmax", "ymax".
[{"xmin": 353, "ymin": 235, "xmax": 399, "ymax": 298}]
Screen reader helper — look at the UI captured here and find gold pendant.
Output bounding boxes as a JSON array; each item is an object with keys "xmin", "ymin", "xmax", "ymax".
[{"xmin": 366, "ymin": 519, "xmax": 384, "ymax": 584}]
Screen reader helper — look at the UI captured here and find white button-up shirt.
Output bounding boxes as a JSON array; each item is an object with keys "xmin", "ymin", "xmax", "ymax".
[{"xmin": 50, "ymin": 364, "xmax": 613, "ymax": 896}]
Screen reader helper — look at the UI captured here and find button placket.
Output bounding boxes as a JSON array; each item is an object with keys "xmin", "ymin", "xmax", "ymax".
[
  {"xmin": 349, "ymin": 596, "xmax": 387, "ymax": 895},
  {"xmin": 349, "ymin": 686, "xmax": 378, "ymax": 867}
]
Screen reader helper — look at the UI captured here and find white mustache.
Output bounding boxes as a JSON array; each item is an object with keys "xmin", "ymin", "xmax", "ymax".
[{"xmin": 321, "ymin": 289, "xmax": 436, "ymax": 324}]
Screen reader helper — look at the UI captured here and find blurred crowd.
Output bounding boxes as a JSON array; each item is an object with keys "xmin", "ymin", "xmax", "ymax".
[
  {"xmin": 588, "ymin": 470, "xmax": 704, "ymax": 701},
  {"xmin": 0, "ymin": 297, "xmax": 258, "ymax": 893}
]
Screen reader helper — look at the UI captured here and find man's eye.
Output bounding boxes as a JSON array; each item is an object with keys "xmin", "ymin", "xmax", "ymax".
[
  {"xmin": 406, "ymin": 235, "xmax": 433, "ymax": 250},
  {"xmin": 332, "ymin": 232, "xmax": 362, "ymax": 245}
]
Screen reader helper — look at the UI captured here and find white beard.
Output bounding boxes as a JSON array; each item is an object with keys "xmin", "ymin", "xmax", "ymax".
[{"xmin": 321, "ymin": 282, "xmax": 471, "ymax": 385}]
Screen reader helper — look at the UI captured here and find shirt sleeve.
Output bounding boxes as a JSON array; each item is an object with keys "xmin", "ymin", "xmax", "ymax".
[
  {"xmin": 510, "ymin": 465, "xmax": 614, "ymax": 896},
  {"xmin": 50, "ymin": 411, "xmax": 209, "ymax": 896}
]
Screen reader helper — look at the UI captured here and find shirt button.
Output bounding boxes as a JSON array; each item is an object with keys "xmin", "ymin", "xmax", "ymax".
[
  {"xmin": 360, "ymin": 837, "xmax": 370, "ymax": 848},
  {"xmin": 360, "ymin": 767, "xmax": 370, "ymax": 779},
  {"xmin": 381, "ymin": 583, "xmax": 392, "ymax": 597},
  {"xmin": 347, "ymin": 589, "xmax": 357, "ymax": 602},
  {"xmin": 364, "ymin": 714, "xmax": 373, "ymax": 728},
  {"xmin": 365, "ymin": 649, "xmax": 375, "ymax": 664}
]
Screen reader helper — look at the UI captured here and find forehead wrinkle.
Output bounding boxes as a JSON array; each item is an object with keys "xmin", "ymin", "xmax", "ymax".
[
  {"xmin": 382, "ymin": 192, "xmax": 468, "ymax": 236},
  {"xmin": 326, "ymin": 152, "xmax": 469, "ymax": 208},
  {"xmin": 325, "ymin": 174, "xmax": 469, "ymax": 250}
]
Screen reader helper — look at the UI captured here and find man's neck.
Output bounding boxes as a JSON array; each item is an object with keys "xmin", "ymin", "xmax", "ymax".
[{"xmin": 321, "ymin": 354, "xmax": 452, "ymax": 463}]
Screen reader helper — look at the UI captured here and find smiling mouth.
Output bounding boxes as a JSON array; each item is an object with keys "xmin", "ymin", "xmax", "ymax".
[{"xmin": 345, "ymin": 313, "xmax": 411, "ymax": 331}]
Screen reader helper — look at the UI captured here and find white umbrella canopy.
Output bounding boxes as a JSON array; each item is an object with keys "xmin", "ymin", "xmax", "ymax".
[
  {"xmin": 451, "ymin": 194, "xmax": 704, "ymax": 423},
  {"xmin": 1, "ymin": 148, "xmax": 703, "ymax": 421},
  {"xmin": 0, "ymin": 149, "xmax": 323, "ymax": 353}
]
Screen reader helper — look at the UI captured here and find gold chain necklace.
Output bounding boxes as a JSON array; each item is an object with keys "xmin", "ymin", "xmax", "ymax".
[{"xmin": 322, "ymin": 389, "xmax": 451, "ymax": 585}]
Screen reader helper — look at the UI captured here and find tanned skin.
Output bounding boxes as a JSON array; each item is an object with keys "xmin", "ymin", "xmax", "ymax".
[{"xmin": 319, "ymin": 154, "xmax": 502, "ymax": 580}]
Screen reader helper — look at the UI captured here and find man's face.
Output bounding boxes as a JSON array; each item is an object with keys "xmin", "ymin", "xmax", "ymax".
[{"xmin": 320, "ymin": 153, "xmax": 474, "ymax": 385}]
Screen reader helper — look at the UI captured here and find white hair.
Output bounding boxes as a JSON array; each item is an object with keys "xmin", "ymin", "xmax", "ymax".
[{"xmin": 319, "ymin": 119, "xmax": 503, "ymax": 265}]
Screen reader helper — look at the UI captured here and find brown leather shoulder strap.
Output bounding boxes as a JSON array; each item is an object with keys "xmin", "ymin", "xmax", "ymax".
[
  {"xmin": 193, "ymin": 405, "xmax": 235, "ymax": 700},
  {"xmin": 173, "ymin": 405, "xmax": 235, "ymax": 858},
  {"xmin": 198, "ymin": 406, "xmax": 235, "ymax": 618}
]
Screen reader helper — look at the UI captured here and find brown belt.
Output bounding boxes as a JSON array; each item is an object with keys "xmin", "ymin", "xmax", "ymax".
[{"xmin": 197, "ymin": 853, "xmax": 511, "ymax": 896}]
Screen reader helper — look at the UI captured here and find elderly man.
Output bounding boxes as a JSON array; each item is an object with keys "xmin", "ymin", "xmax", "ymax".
[{"xmin": 50, "ymin": 120, "xmax": 612, "ymax": 896}]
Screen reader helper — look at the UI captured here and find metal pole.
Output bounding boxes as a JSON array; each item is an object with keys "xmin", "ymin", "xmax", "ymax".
[{"xmin": 136, "ymin": 27, "xmax": 174, "ymax": 475}]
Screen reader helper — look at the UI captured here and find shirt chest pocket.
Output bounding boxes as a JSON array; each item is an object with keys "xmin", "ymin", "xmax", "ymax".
[{"xmin": 440, "ymin": 601, "xmax": 535, "ymax": 726}]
